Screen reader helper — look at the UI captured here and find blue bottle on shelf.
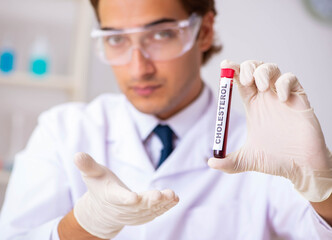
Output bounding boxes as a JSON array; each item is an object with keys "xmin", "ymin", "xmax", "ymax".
[
  {"xmin": 30, "ymin": 37, "xmax": 49, "ymax": 77},
  {"xmin": 0, "ymin": 46, "xmax": 15, "ymax": 74}
]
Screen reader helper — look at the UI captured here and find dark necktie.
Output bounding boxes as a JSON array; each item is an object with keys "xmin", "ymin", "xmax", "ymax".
[{"xmin": 153, "ymin": 124, "xmax": 174, "ymax": 168}]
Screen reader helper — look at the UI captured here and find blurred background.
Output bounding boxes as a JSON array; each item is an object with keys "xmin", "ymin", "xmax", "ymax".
[{"xmin": 0, "ymin": 0, "xmax": 331, "ymax": 208}]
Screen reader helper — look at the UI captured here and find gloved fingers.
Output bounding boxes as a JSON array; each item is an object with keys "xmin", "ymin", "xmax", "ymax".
[
  {"xmin": 253, "ymin": 63, "xmax": 281, "ymax": 92},
  {"xmin": 146, "ymin": 190, "xmax": 163, "ymax": 202},
  {"xmin": 150, "ymin": 196, "xmax": 179, "ymax": 217},
  {"xmin": 106, "ymin": 187, "xmax": 140, "ymax": 205},
  {"xmin": 74, "ymin": 152, "xmax": 107, "ymax": 178},
  {"xmin": 275, "ymin": 73, "xmax": 311, "ymax": 110},
  {"xmin": 162, "ymin": 197, "xmax": 179, "ymax": 211},
  {"xmin": 75, "ymin": 152, "xmax": 137, "ymax": 204},
  {"xmin": 106, "ymin": 169, "xmax": 134, "ymax": 192},
  {"xmin": 139, "ymin": 189, "xmax": 179, "ymax": 210},
  {"xmin": 139, "ymin": 190, "xmax": 163, "ymax": 208},
  {"xmin": 77, "ymin": 160, "xmax": 139, "ymax": 205},
  {"xmin": 153, "ymin": 201, "xmax": 179, "ymax": 216},
  {"xmin": 160, "ymin": 189, "xmax": 177, "ymax": 201},
  {"xmin": 101, "ymin": 171, "xmax": 138, "ymax": 205},
  {"xmin": 240, "ymin": 60, "xmax": 263, "ymax": 86},
  {"xmin": 208, "ymin": 149, "xmax": 246, "ymax": 174},
  {"xmin": 237, "ymin": 60, "xmax": 263, "ymax": 104},
  {"xmin": 159, "ymin": 189, "xmax": 179, "ymax": 209}
]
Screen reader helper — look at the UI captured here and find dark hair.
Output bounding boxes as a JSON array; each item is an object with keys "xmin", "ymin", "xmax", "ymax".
[{"xmin": 89, "ymin": 0, "xmax": 222, "ymax": 64}]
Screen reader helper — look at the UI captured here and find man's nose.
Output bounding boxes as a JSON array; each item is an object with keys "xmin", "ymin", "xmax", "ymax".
[{"xmin": 129, "ymin": 48, "xmax": 156, "ymax": 80}]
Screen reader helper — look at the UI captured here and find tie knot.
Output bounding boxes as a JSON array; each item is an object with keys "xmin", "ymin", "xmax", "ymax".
[{"xmin": 153, "ymin": 124, "xmax": 174, "ymax": 168}]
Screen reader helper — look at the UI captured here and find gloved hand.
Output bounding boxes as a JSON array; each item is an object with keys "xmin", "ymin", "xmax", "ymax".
[
  {"xmin": 208, "ymin": 60, "xmax": 332, "ymax": 202},
  {"xmin": 73, "ymin": 153, "xmax": 179, "ymax": 239}
]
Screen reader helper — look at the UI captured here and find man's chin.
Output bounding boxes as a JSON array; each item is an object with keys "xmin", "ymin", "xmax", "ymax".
[
  {"xmin": 130, "ymin": 102, "xmax": 171, "ymax": 119},
  {"xmin": 130, "ymin": 101, "xmax": 161, "ymax": 115}
]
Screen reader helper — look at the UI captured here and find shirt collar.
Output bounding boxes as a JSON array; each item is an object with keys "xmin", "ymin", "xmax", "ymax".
[{"xmin": 126, "ymin": 84, "xmax": 210, "ymax": 141}]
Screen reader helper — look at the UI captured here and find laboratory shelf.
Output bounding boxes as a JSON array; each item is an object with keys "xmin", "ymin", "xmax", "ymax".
[
  {"xmin": 0, "ymin": 0, "xmax": 93, "ymax": 203},
  {"xmin": 0, "ymin": 0, "xmax": 92, "ymax": 101},
  {"xmin": 0, "ymin": 72, "xmax": 73, "ymax": 91}
]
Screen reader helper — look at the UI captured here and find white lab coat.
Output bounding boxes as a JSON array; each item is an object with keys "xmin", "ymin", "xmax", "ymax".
[{"xmin": 0, "ymin": 92, "xmax": 331, "ymax": 240}]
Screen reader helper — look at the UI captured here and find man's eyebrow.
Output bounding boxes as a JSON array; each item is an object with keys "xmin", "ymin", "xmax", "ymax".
[
  {"xmin": 101, "ymin": 18, "xmax": 176, "ymax": 31},
  {"xmin": 145, "ymin": 18, "xmax": 176, "ymax": 27}
]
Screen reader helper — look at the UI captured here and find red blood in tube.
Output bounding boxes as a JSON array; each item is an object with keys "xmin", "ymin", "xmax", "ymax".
[{"xmin": 213, "ymin": 68, "xmax": 234, "ymax": 158}]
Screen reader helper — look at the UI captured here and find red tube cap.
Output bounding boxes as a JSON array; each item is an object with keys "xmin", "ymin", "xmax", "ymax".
[{"xmin": 220, "ymin": 68, "xmax": 235, "ymax": 78}]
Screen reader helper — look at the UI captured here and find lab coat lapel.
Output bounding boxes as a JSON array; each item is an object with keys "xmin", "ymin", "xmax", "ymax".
[
  {"xmin": 154, "ymin": 95, "xmax": 216, "ymax": 179},
  {"xmin": 106, "ymin": 100, "xmax": 155, "ymax": 173}
]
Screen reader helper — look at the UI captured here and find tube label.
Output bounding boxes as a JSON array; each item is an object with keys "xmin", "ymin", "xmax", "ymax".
[{"xmin": 213, "ymin": 77, "xmax": 232, "ymax": 151}]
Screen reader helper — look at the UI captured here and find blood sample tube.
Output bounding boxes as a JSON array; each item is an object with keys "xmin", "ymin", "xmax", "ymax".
[{"xmin": 213, "ymin": 67, "xmax": 235, "ymax": 158}]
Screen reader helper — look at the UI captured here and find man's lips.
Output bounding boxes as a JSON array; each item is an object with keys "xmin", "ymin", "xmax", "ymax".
[{"xmin": 131, "ymin": 85, "xmax": 161, "ymax": 96}]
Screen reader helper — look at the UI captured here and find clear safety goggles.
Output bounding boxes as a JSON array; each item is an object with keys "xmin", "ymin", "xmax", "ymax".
[{"xmin": 91, "ymin": 13, "xmax": 202, "ymax": 66}]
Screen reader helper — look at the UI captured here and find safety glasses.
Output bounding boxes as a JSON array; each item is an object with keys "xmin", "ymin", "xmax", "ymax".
[{"xmin": 91, "ymin": 13, "xmax": 202, "ymax": 66}]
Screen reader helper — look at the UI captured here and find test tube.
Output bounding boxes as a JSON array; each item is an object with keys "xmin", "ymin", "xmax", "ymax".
[{"xmin": 213, "ymin": 67, "xmax": 235, "ymax": 158}]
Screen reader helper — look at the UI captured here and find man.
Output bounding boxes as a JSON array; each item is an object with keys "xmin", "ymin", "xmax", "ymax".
[{"xmin": 0, "ymin": 0, "xmax": 332, "ymax": 239}]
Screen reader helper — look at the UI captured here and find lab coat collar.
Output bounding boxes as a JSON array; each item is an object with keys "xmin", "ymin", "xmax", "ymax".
[
  {"xmin": 125, "ymin": 101, "xmax": 159, "ymax": 141},
  {"xmin": 127, "ymin": 84, "xmax": 209, "ymax": 142},
  {"xmin": 164, "ymin": 84, "xmax": 209, "ymax": 140},
  {"xmin": 105, "ymin": 86, "xmax": 216, "ymax": 177},
  {"xmin": 153, "ymin": 90, "xmax": 216, "ymax": 179},
  {"xmin": 105, "ymin": 98, "xmax": 156, "ymax": 173}
]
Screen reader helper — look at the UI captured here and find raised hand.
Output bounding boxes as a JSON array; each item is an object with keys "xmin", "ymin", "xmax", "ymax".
[{"xmin": 209, "ymin": 60, "xmax": 332, "ymax": 202}]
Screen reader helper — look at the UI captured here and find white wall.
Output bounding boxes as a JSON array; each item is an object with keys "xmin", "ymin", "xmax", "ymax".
[
  {"xmin": 3, "ymin": 0, "xmax": 328, "ymax": 158},
  {"xmin": 0, "ymin": 0, "xmax": 81, "ymax": 166},
  {"xmin": 89, "ymin": 0, "xmax": 332, "ymax": 147},
  {"xmin": 203, "ymin": 0, "xmax": 332, "ymax": 146}
]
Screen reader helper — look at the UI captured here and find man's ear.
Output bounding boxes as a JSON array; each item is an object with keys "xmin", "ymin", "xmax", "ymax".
[{"xmin": 197, "ymin": 11, "xmax": 215, "ymax": 52}]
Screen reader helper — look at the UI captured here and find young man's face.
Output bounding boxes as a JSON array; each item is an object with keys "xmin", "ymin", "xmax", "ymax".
[{"xmin": 98, "ymin": 0, "xmax": 213, "ymax": 119}]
